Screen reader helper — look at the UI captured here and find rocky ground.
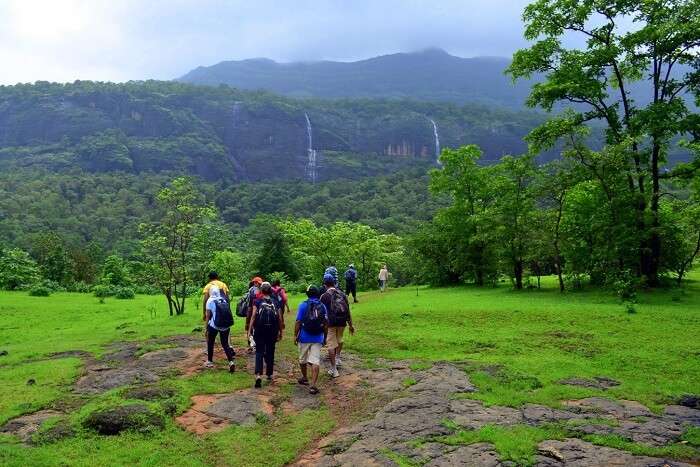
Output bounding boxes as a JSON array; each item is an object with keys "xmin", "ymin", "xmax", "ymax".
[{"xmin": 2, "ymin": 334, "xmax": 698, "ymax": 466}]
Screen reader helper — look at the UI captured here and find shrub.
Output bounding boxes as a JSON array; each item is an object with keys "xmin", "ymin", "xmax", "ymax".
[
  {"xmin": 132, "ymin": 285, "xmax": 160, "ymax": 295},
  {"xmin": 29, "ymin": 285, "xmax": 52, "ymax": 297},
  {"xmin": 93, "ymin": 284, "xmax": 115, "ymax": 298},
  {"xmin": 40, "ymin": 279, "xmax": 66, "ymax": 293},
  {"xmin": 115, "ymin": 287, "xmax": 135, "ymax": 300},
  {"xmin": 68, "ymin": 281, "xmax": 93, "ymax": 293}
]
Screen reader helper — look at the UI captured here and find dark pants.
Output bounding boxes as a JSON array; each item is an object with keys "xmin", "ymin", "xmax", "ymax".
[
  {"xmin": 253, "ymin": 332, "xmax": 277, "ymax": 376},
  {"xmin": 345, "ymin": 281, "xmax": 357, "ymax": 301},
  {"xmin": 207, "ymin": 325, "xmax": 235, "ymax": 362}
]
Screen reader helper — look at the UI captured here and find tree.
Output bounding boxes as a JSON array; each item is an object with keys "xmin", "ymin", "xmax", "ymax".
[
  {"xmin": 31, "ymin": 232, "xmax": 71, "ymax": 285},
  {"xmin": 661, "ymin": 196, "xmax": 700, "ymax": 285},
  {"xmin": 0, "ymin": 248, "xmax": 41, "ymax": 290},
  {"xmin": 139, "ymin": 178, "xmax": 215, "ymax": 316},
  {"xmin": 100, "ymin": 255, "xmax": 132, "ymax": 287},
  {"xmin": 508, "ymin": 0, "xmax": 700, "ymax": 286},
  {"xmin": 489, "ymin": 155, "xmax": 538, "ymax": 289}
]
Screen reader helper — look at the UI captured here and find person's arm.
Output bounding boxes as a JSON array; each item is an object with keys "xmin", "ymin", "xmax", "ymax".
[
  {"xmin": 294, "ymin": 320, "xmax": 301, "ymax": 344},
  {"xmin": 322, "ymin": 313, "xmax": 329, "ymax": 346},
  {"xmin": 202, "ymin": 291, "xmax": 209, "ymax": 321},
  {"xmin": 277, "ymin": 309, "xmax": 283, "ymax": 341},
  {"xmin": 346, "ymin": 296, "xmax": 355, "ymax": 334}
]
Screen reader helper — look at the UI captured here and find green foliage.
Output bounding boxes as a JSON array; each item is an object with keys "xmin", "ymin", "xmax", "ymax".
[
  {"xmin": 92, "ymin": 285, "xmax": 114, "ymax": 299},
  {"xmin": 100, "ymin": 255, "xmax": 132, "ymax": 288},
  {"xmin": 114, "ymin": 287, "xmax": 136, "ymax": 300},
  {"xmin": 0, "ymin": 248, "xmax": 41, "ymax": 290},
  {"xmin": 28, "ymin": 285, "xmax": 52, "ymax": 297}
]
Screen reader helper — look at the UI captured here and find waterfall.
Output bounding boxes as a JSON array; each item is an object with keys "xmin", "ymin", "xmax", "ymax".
[
  {"xmin": 430, "ymin": 119, "xmax": 441, "ymax": 163},
  {"xmin": 304, "ymin": 113, "xmax": 317, "ymax": 183}
]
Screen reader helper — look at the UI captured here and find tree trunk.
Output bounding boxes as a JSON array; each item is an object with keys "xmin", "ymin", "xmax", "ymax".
[
  {"xmin": 165, "ymin": 290, "xmax": 174, "ymax": 316},
  {"xmin": 647, "ymin": 142, "xmax": 661, "ymax": 287},
  {"xmin": 514, "ymin": 260, "xmax": 523, "ymax": 290},
  {"xmin": 475, "ymin": 268, "xmax": 484, "ymax": 287}
]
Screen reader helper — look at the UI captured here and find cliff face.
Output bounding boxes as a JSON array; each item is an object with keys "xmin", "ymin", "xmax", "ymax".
[{"xmin": 0, "ymin": 81, "xmax": 542, "ymax": 182}]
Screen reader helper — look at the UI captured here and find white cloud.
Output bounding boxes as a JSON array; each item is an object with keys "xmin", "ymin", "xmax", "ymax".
[{"xmin": 0, "ymin": 0, "xmax": 532, "ymax": 85}]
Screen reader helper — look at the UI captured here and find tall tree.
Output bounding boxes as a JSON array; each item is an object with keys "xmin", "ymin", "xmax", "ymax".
[
  {"xmin": 508, "ymin": 0, "xmax": 700, "ymax": 286},
  {"xmin": 139, "ymin": 178, "xmax": 215, "ymax": 316}
]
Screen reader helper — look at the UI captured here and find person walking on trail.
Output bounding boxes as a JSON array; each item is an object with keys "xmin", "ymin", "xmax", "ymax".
[
  {"xmin": 295, "ymin": 285, "xmax": 328, "ymax": 395},
  {"xmin": 322, "ymin": 265, "xmax": 339, "ymax": 289},
  {"xmin": 247, "ymin": 282, "xmax": 283, "ymax": 388},
  {"xmin": 245, "ymin": 276, "xmax": 263, "ymax": 333},
  {"xmin": 320, "ymin": 274, "xmax": 354, "ymax": 378},
  {"xmin": 344, "ymin": 264, "xmax": 358, "ymax": 303},
  {"xmin": 378, "ymin": 264, "xmax": 389, "ymax": 292},
  {"xmin": 204, "ymin": 286, "xmax": 236, "ymax": 372},
  {"xmin": 202, "ymin": 271, "xmax": 230, "ymax": 323},
  {"xmin": 271, "ymin": 279, "xmax": 290, "ymax": 330}
]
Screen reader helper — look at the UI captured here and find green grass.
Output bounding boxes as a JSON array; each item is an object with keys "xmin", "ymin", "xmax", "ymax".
[
  {"xmin": 437, "ymin": 424, "xmax": 567, "ymax": 466},
  {"xmin": 0, "ymin": 271, "xmax": 698, "ymax": 465},
  {"xmin": 347, "ymin": 272, "xmax": 700, "ymax": 412}
]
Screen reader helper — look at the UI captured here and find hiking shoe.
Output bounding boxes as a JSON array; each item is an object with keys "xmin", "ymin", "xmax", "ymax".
[
  {"xmin": 309, "ymin": 386, "xmax": 319, "ymax": 395},
  {"xmin": 266, "ymin": 375, "xmax": 273, "ymax": 382},
  {"xmin": 298, "ymin": 377, "xmax": 309, "ymax": 386},
  {"xmin": 204, "ymin": 361, "xmax": 214, "ymax": 369},
  {"xmin": 254, "ymin": 378, "xmax": 262, "ymax": 389},
  {"xmin": 228, "ymin": 362, "xmax": 235, "ymax": 373},
  {"xmin": 327, "ymin": 368, "xmax": 340, "ymax": 378},
  {"xmin": 336, "ymin": 357, "xmax": 343, "ymax": 368}
]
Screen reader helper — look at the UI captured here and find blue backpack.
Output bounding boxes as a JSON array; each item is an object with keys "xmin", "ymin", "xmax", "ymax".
[{"xmin": 345, "ymin": 268, "xmax": 357, "ymax": 282}]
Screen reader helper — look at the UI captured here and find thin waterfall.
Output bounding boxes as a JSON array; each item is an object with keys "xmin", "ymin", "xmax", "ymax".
[
  {"xmin": 430, "ymin": 119, "xmax": 441, "ymax": 163},
  {"xmin": 304, "ymin": 113, "xmax": 317, "ymax": 183}
]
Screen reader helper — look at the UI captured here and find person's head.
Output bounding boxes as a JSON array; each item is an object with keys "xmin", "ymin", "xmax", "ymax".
[
  {"xmin": 272, "ymin": 279, "xmax": 281, "ymax": 287},
  {"xmin": 252, "ymin": 276, "xmax": 263, "ymax": 286},
  {"xmin": 305, "ymin": 284, "xmax": 320, "ymax": 298},
  {"xmin": 260, "ymin": 281, "xmax": 272, "ymax": 295},
  {"xmin": 208, "ymin": 285, "xmax": 222, "ymax": 300},
  {"xmin": 382, "ymin": 264, "xmax": 387, "ymax": 269},
  {"xmin": 348, "ymin": 263, "xmax": 354, "ymax": 269},
  {"xmin": 323, "ymin": 274, "xmax": 335, "ymax": 287},
  {"xmin": 208, "ymin": 271, "xmax": 219, "ymax": 282}
]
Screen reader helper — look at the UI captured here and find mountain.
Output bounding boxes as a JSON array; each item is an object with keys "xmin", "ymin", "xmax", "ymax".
[
  {"xmin": 178, "ymin": 49, "xmax": 534, "ymax": 108},
  {"xmin": 0, "ymin": 80, "xmax": 546, "ymax": 183}
]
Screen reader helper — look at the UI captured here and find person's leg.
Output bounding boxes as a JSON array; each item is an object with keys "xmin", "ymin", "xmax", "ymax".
[
  {"xmin": 335, "ymin": 327, "xmax": 345, "ymax": 366},
  {"xmin": 327, "ymin": 328, "xmax": 339, "ymax": 376},
  {"xmin": 254, "ymin": 333, "xmax": 264, "ymax": 376},
  {"xmin": 206, "ymin": 326, "xmax": 217, "ymax": 363},
  {"xmin": 265, "ymin": 338, "xmax": 276, "ymax": 378},
  {"xmin": 219, "ymin": 328, "xmax": 235, "ymax": 372},
  {"xmin": 298, "ymin": 343, "xmax": 309, "ymax": 383},
  {"xmin": 309, "ymin": 343, "xmax": 321, "ymax": 390}
]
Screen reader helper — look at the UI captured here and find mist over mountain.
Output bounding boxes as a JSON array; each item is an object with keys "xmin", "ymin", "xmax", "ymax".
[{"xmin": 178, "ymin": 49, "xmax": 535, "ymax": 108}]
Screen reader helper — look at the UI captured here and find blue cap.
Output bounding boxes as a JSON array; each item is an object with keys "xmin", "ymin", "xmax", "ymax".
[{"xmin": 323, "ymin": 274, "xmax": 335, "ymax": 284}]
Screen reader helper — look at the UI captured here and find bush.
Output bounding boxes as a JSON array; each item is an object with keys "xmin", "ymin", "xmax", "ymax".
[
  {"xmin": 93, "ymin": 284, "xmax": 116, "ymax": 298},
  {"xmin": 66, "ymin": 281, "xmax": 92, "ymax": 293},
  {"xmin": 29, "ymin": 285, "xmax": 52, "ymax": 297},
  {"xmin": 40, "ymin": 279, "xmax": 66, "ymax": 293},
  {"xmin": 114, "ymin": 287, "xmax": 135, "ymax": 299},
  {"xmin": 132, "ymin": 285, "xmax": 160, "ymax": 295}
]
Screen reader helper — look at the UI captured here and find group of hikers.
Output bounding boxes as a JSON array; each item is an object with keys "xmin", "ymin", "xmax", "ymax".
[{"xmin": 200, "ymin": 263, "xmax": 388, "ymax": 395}]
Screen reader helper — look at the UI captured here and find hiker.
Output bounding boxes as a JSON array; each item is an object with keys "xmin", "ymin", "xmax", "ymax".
[
  {"xmin": 247, "ymin": 281, "xmax": 283, "ymax": 388},
  {"xmin": 378, "ymin": 264, "xmax": 389, "ymax": 292},
  {"xmin": 344, "ymin": 264, "xmax": 358, "ymax": 303},
  {"xmin": 320, "ymin": 265, "xmax": 339, "ymax": 295},
  {"xmin": 245, "ymin": 277, "xmax": 263, "ymax": 333},
  {"xmin": 271, "ymin": 278, "xmax": 291, "ymax": 329},
  {"xmin": 202, "ymin": 271, "xmax": 230, "ymax": 323},
  {"xmin": 204, "ymin": 286, "xmax": 236, "ymax": 372},
  {"xmin": 295, "ymin": 285, "xmax": 328, "ymax": 395},
  {"xmin": 321, "ymin": 274, "xmax": 355, "ymax": 378}
]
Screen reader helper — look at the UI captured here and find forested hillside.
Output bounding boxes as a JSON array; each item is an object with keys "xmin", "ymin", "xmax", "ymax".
[{"xmin": 0, "ymin": 80, "xmax": 545, "ymax": 182}]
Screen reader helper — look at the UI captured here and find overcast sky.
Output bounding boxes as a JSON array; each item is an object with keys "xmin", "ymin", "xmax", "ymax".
[{"xmin": 0, "ymin": 0, "xmax": 533, "ymax": 85}]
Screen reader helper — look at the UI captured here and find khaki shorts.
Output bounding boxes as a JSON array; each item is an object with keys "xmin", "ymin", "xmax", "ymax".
[
  {"xmin": 326, "ymin": 326, "xmax": 345, "ymax": 350},
  {"xmin": 298, "ymin": 343, "xmax": 322, "ymax": 366}
]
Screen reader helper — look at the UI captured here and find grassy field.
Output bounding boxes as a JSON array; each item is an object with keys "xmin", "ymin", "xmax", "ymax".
[{"xmin": 0, "ymin": 272, "xmax": 699, "ymax": 465}]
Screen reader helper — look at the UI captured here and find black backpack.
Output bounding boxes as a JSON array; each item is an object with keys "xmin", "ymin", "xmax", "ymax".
[
  {"xmin": 213, "ymin": 298, "xmax": 234, "ymax": 328},
  {"xmin": 236, "ymin": 293, "xmax": 250, "ymax": 317},
  {"xmin": 326, "ymin": 289, "xmax": 349, "ymax": 327},
  {"xmin": 256, "ymin": 299, "xmax": 279, "ymax": 333},
  {"xmin": 302, "ymin": 300, "xmax": 325, "ymax": 335}
]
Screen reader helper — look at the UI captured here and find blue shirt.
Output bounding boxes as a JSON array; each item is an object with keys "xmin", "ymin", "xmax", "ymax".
[{"xmin": 296, "ymin": 299, "xmax": 327, "ymax": 343}]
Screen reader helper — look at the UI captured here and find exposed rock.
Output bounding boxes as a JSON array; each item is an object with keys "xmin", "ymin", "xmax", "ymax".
[
  {"xmin": 450, "ymin": 399, "xmax": 523, "ymax": 429},
  {"xmin": 409, "ymin": 362, "xmax": 476, "ymax": 396},
  {"xmin": 521, "ymin": 404, "xmax": 582, "ymax": 424},
  {"xmin": 26, "ymin": 378, "xmax": 36, "ymax": 385},
  {"xmin": 664, "ymin": 405, "xmax": 700, "ymax": 425},
  {"xmin": 138, "ymin": 348, "xmax": 189, "ymax": 371},
  {"xmin": 123, "ymin": 386, "xmax": 176, "ymax": 401},
  {"xmin": 0, "ymin": 350, "xmax": 8, "ymax": 356},
  {"xmin": 678, "ymin": 394, "xmax": 699, "ymax": 410},
  {"xmin": 75, "ymin": 367, "xmax": 159, "ymax": 394},
  {"xmin": 559, "ymin": 376, "xmax": 620, "ymax": 390},
  {"xmin": 536, "ymin": 438, "xmax": 693, "ymax": 466},
  {"xmin": 83, "ymin": 404, "xmax": 164, "ymax": 435},
  {"xmin": 0, "ymin": 410, "xmax": 63, "ymax": 443},
  {"xmin": 425, "ymin": 443, "xmax": 502, "ymax": 467},
  {"xmin": 203, "ymin": 393, "xmax": 268, "ymax": 426},
  {"xmin": 562, "ymin": 397, "xmax": 653, "ymax": 419}
]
